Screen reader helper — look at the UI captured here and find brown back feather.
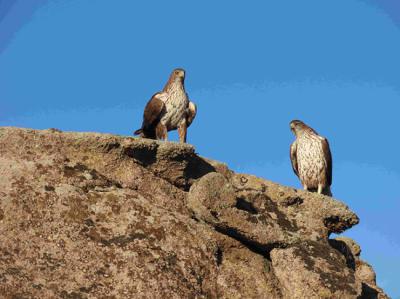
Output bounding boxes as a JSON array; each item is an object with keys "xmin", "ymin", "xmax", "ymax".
[
  {"xmin": 186, "ymin": 102, "xmax": 197, "ymax": 127},
  {"xmin": 134, "ymin": 93, "xmax": 165, "ymax": 138},
  {"xmin": 321, "ymin": 137, "xmax": 332, "ymax": 186},
  {"xmin": 290, "ymin": 141, "xmax": 299, "ymax": 178},
  {"xmin": 143, "ymin": 95, "xmax": 164, "ymax": 125}
]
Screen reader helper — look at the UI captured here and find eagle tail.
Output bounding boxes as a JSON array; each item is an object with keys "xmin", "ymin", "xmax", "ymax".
[
  {"xmin": 134, "ymin": 128, "xmax": 143, "ymax": 136},
  {"xmin": 323, "ymin": 186, "xmax": 332, "ymax": 197}
]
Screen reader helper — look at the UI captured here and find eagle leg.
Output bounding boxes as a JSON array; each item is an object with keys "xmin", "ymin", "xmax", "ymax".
[
  {"xmin": 178, "ymin": 121, "xmax": 187, "ymax": 143},
  {"xmin": 317, "ymin": 184, "xmax": 323, "ymax": 194},
  {"xmin": 156, "ymin": 123, "xmax": 168, "ymax": 141}
]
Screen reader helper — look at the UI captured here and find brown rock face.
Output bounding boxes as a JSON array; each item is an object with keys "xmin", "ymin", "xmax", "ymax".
[{"xmin": 0, "ymin": 127, "xmax": 388, "ymax": 298}]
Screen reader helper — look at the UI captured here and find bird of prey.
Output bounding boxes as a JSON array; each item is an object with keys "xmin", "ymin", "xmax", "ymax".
[
  {"xmin": 134, "ymin": 68, "xmax": 197, "ymax": 143},
  {"xmin": 289, "ymin": 120, "xmax": 332, "ymax": 196}
]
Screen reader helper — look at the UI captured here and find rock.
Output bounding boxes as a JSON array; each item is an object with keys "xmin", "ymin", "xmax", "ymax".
[
  {"xmin": 335, "ymin": 236, "xmax": 362, "ymax": 256},
  {"xmin": 331, "ymin": 237, "xmax": 389, "ymax": 299},
  {"xmin": 215, "ymin": 238, "xmax": 283, "ymax": 299},
  {"xmin": 270, "ymin": 241, "xmax": 361, "ymax": 298},
  {"xmin": 187, "ymin": 172, "xmax": 237, "ymax": 224},
  {"xmin": 0, "ymin": 127, "xmax": 389, "ymax": 298},
  {"xmin": 188, "ymin": 173, "xmax": 298, "ymax": 255},
  {"xmin": 230, "ymin": 173, "xmax": 360, "ymax": 238},
  {"xmin": 356, "ymin": 260, "xmax": 376, "ymax": 285}
]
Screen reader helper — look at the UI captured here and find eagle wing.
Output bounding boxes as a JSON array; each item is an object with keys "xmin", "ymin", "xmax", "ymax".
[
  {"xmin": 290, "ymin": 140, "xmax": 299, "ymax": 178},
  {"xmin": 186, "ymin": 101, "xmax": 197, "ymax": 127},
  {"xmin": 134, "ymin": 93, "xmax": 165, "ymax": 136},
  {"xmin": 321, "ymin": 137, "xmax": 332, "ymax": 186}
]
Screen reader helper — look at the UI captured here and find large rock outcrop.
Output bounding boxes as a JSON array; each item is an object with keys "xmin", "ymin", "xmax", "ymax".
[{"xmin": 0, "ymin": 127, "xmax": 388, "ymax": 298}]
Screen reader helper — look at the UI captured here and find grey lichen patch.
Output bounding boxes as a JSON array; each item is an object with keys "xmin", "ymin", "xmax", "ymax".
[
  {"xmin": 63, "ymin": 163, "xmax": 89, "ymax": 178},
  {"xmin": 281, "ymin": 196, "xmax": 304, "ymax": 207},
  {"xmin": 100, "ymin": 232, "xmax": 147, "ymax": 247},
  {"xmin": 44, "ymin": 185, "xmax": 55, "ymax": 192},
  {"xmin": 105, "ymin": 193, "xmax": 120, "ymax": 205},
  {"xmin": 291, "ymin": 241, "xmax": 357, "ymax": 294},
  {"xmin": 238, "ymin": 191, "xmax": 299, "ymax": 232},
  {"xmin": 324, "ymin": 214, "xmax": 359, "ymax": 234},
  {"xmin": 63, "ymin": 196, "xmax": 90, "ymax": 223}
]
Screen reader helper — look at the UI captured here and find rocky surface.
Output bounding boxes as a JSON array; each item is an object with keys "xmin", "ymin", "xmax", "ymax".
[{"xmin": 0, "ymin": 127, "xmax": 388, "ymax": 298}]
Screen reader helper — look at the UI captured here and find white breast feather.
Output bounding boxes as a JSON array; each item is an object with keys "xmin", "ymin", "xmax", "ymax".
[
  {"xmin": 161, "ymin": 82, "xmax": 189, "ymax": 129},
  {"xmin": 297, "ymin": 134, "xmax": 325, "ymax": 189}
]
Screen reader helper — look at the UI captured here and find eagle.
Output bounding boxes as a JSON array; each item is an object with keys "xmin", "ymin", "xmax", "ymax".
[
  {"xmin": 134, "ymin": 68, "xmax": 197, "ymax": 143},
  {"xmin": 289, "ymin": 120, "xmax": 332, "ymax": 196}
]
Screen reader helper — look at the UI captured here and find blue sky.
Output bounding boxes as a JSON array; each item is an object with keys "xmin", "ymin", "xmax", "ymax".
[{"xmin": 1, "ymin": 0, "xmax": 399, "ymax": 296}]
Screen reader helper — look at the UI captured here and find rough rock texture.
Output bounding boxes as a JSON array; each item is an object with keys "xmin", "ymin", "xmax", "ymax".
[
  {"xmin": 0, "ymin": 127, "xmax": 388, "ymax": 298},
  {"xmin": 331, "ymin": 237, "xmax": 389, "ymax": 299}
]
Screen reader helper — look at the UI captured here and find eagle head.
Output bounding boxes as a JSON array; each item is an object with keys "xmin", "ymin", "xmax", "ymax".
[
  {"xmin": 290, "ymin": 119, "xmax": 319, "ymax": 136},
  {"xmin": 290, "ymin": 120, "xmax": 307, "ymax": 135},
  {"xmin": 163, "ymin": 68, "xmax": 186, "ymax": 91},
  {"xmin": 171, "ymin": 68, "xmax": 185, "ymax": 82}
]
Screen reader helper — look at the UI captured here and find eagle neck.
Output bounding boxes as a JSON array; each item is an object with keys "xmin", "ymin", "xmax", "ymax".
[{"xmin": 164, "ymin": 79, "xmax": 185, "ymax": 94}]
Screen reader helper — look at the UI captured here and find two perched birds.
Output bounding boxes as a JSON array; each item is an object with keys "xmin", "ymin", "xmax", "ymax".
[{"xmin": 135, "ymin": 68, "xmax": 333, "ymax": 196}]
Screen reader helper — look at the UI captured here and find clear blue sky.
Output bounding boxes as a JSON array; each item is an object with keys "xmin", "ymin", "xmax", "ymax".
[{"xmin": 1, "ymin": 0, "xmax": 399, "ymax": 296}]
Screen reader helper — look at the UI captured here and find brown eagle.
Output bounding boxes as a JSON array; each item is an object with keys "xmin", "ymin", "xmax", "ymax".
[
  {"xmin": 290, "ymin": 120, "xmax": 332, "ymax": 196},
  {"xmin": 134, "ymin": 68, "xmax": 197, "ymax": 143}
]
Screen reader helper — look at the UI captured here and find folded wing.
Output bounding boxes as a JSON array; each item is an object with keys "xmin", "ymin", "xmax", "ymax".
[
  {"xmin": 186, "ymin": 101, "xmax": 197, "ymax": 127},
  {"xmin": 290, "ymin": 140, "xmax": 299, "ymax": 178},
  {"xmin": 321, "ymin": 137, "xmax": 332, "ymax": 186},
  {"xmin": 134, "ymin": 93, "xmax": 165, "ymax": 139}
]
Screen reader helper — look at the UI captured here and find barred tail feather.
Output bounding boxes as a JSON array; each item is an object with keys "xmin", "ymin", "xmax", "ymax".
[
  {"xmin": 134, "ymin": 128, "xmax": 142, "ymax": 136},
  {"xmin": 324, "ymin": 186, "xmax": 332, "ymax": 197}
]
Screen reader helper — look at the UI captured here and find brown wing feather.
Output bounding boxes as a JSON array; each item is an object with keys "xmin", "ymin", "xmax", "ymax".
[
  {"xmin": 143, "ymin": 95, "xmax": 164, "ymax": 125},
  {"xmin": 290, "ymin": 140, "xmax": 299, "ymax": 178},
  {"xmin": 134, "ymin": 93, "xmax": 165, "ymax": 138},
  {"xmin": 321, "ymin": 137, "xmax": 332, "ymax": 186},
  {"xmin": 186, "ymin": 101, "xmax": 197, "ymax": 127}
]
